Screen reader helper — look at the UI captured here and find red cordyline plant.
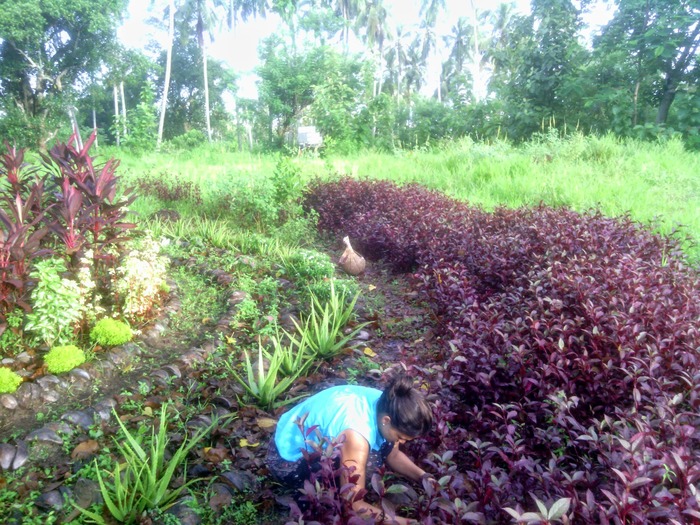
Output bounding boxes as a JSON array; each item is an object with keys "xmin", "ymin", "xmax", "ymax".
[
  {"xmin": 305, "ymin": 178, "xmax": 700, "ymax": 524},
  {"xmin": 0, "ymin": 134, "xmax": 137, "ymax": 337},
  {"xmin": 0, "ymin": 144, "xmax": 51, "ymax": 334},
  {"xmin": 43, "ymin": 131, "xmax": 136, "ymax": 260}
]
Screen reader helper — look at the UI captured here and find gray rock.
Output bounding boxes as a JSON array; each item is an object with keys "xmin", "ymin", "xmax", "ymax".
[
  {"xmin": 151, "ymin": 369, "xmax": 171, "ymax": 387},
  {"xmin": 41, "ymin": 389, "xmax": 60, "ymax": 403},
  {"xmin": 97, "ymin": 360, "xmax": 115, "ymax": 373},
  {"xmin": 26, "ymin": 428, "xmax": 63, "ymax": 445},
  {"xmin": 94, "ymin": 399, "xmax": 117, "ymax": 421},
  {"xmin": 12, "ymin": 441, "xmax": 28, "ymax": 470},
  {"xmin": 219, "ymin": 470, "xmax": 258, "ymax": 492},
  {"xmin": 162, "ymin": 496, "xmax": 201, "ymax": 525},
  {"xmin": 212, "ymin": 396, "xmax": 233, "ymax": 409},
  {"xmin": 0, "ymin": 443, "xmax": 16, "ymax": 469},
  {"xmin": 35, "ymin": 490, "xmax": 65, "ymax": 511},
  {"xmin": 357, "ymin": 330, "xmax": 371, "ymax": 341},
  {"xmin": 71, "ymin": 478, "xmax": 102, "ymax": 508},
  {"xmin": 15, "ymin": 382, "xmax": 42, "ymax": 407},
  {"xmin": 61, "ymin": 410, "xmax": 96, "ymax": 430},
  {"xmin": 163, "ymin": 364, "xmax": 181, "ymax": 378},
  {"xmin": 107, "ymin": 349, "xmax": 129, "ymax": 366},
  {"xmin": 15, "ymin": 352, "xmax": 32, "ymax": 364},
  {"xmin": 122, "ymin": 342, "xmax": 142, "ymax": 354},
  {"xmin": 44, "ymin": 421, "xmax": 74, "ymax": 437},
  {"xmin": 0, "ymin": 394, "xmax": 18, "ymax": 410},
  {"xmin": 186, "ymin": 415, "xmax": 212, "ymax": 429},
  {"xmin": 69, "ymin": 368, "xmax": 91, "ymax": 381},
  {"xmin": 208, "ymin": 482, "xmax": 233, "ymax": 511},
  {"xmin": 95, "ymin": 397, "xmax": 117, "ymax": 410},
  {"xmin": 1, "ymin": 358, "xmax": 14, "ymax": 365},
  {"xmin": 36, "ymin": 375, "xmax": 61, "ymax": 389}
]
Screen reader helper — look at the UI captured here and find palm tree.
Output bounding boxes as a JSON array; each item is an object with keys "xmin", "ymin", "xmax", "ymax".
[
  {"xmin": 356, "ymin": 0, "xmax": 388, "ymax": 97},
  {"xmin": 418, "ymin": 0, "xmax": 445, "ymax": 101},
  {"xmin": 442, "ymin": 17, "xmax": 471, "ymax": 103},
  {"xmin": 321, "ymin": 0, "xmax": 365, "ymax": 53},
  {"xmin": 180, "ymin": 0, "xmax": 220, "ymax": 142},
  {"xmin": 384, "ymin": 24, "xmax": 409, "ymax": 101},
  {"xmin": 156, "ymin": 0, "xmax": 176, "ymax": 150}
]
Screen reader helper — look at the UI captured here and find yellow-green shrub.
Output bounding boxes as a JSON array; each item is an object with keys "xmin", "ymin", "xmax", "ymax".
[
  {"xmin": 44, "ymin": 345, "xmax": 86, "ymax": 374},
  {"xmin": 0, "ymin": 367, "xmax": 22, "ymax": 393},
  {"xmin": 90, "ymin": 318, "xmax": 133, "ymax": 347}
]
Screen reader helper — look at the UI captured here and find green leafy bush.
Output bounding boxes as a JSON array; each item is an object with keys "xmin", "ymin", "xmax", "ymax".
[
  {"xmin": 280, "ymin": 249, "xmax": 335, "ymax": 283},
  {"xmin": 25, "ymin": 258, "xmax": 83, "ymax": 347},
  {"xmin": 0, "ymin": 367, "xmax": 22, "ymax": 394},
  {"xmin": 90, "ymin": 318, "xmax": 133, "ymax": 347},
  {"xmin": 44, "ymin": 345, "xmax": 86, "ymax": 374},
  {"xmin": 115, "ymin": 236, "xmax": 170, "ymax": 321}
]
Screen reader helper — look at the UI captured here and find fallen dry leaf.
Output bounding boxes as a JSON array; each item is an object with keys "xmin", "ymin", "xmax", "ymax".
[
  {"xmin": 239, "ymin": 438, "xmax": 260, "ymax": 448},
  {"xmin": 71, "ymin": 440, "xmax": 100, "ymax": 460},
  {"xmin": 363, "ymin": 347, "xmax": 377, "ymax": 358},
  {"xmin": 368, "ymin": 284, "xmax": 376, "ymax": 291},
  {"xmin": 202, "ymin": 447, "xmax": 229, "ymax": 464},
  {"xmin": 256, "ymin": 417, "xmax": 277, "ymax": 430}
]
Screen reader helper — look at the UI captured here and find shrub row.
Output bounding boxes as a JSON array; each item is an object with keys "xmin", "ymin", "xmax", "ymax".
[{"xmin": 304, "ymin": 178, "xmax": 700, "ymax": 523}]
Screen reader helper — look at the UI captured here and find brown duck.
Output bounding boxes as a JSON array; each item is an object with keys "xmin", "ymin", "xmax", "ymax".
[{"xmin": 338, "ymin": 236, "xmax": 366, "ymax": 276}]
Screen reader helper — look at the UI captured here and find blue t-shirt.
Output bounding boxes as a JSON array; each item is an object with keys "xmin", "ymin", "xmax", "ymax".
[{"xmin": 274, "ymin": 384, "xmax": 385, "ymax": 462}]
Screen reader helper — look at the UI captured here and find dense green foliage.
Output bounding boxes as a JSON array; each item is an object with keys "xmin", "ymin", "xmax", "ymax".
[
  {"xmin": 114, "ymin": 134, "xmax": 700, "ymax": 263},
  {"xmin": 0, "ymin": 0, "xmax": 698, "ymax": 151},
  {"xmin": 0, "ymin": 0, "xmax": 128, "ymax": 149}
]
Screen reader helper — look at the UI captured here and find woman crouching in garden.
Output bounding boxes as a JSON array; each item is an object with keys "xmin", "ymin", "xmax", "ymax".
[{"xmin": 267, "ymin": 375, "xmax": 434, "ymax": 524}]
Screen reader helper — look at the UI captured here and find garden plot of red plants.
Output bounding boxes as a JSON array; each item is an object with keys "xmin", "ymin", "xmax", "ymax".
[{"xmin": 304, "ymin": 178, "xmax": 700, "ymax": 524}]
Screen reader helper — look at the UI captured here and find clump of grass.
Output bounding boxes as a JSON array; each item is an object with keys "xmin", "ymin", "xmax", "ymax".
[
  {"xmin": 0, "ymin": 367, "xmax": 23, "ymax": 393},
  {"xmin": 44, "ymin": 345, "xmax": 86, "ymax": 374},
  {"xmin": 90, "ymin": 318, "xmax": 133, "ymax": 347}
]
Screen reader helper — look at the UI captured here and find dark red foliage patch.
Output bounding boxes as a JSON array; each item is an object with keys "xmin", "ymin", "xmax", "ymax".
[{"xmin": 304, "ymin": 178, "xmax": 700, "ymax": 523}]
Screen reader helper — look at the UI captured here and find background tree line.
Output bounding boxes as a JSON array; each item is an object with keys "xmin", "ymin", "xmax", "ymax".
[{"xmin": 0, "ymin": 0, "xmax": 698, "ymax": 153}]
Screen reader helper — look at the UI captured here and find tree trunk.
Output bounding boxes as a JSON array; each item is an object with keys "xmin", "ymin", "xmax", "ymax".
[
  {"xmin": 120, "ymin": 81, "xmax": 128, "ymax": 137},
  {"xmin": 113, "ymin": 84, "xmax": 120, "ymax": 146},
  {"xmin": 68, "ymin": 107, "xmax": 83, "ymax": 149},
  {"xmin": 632, "ymin": 80, "xmax": 640, "ymax": 127},
  {"xmin": 202, "ymin": 42, "xmax": 212, "ymax": 142},
  {"xmin": 655, "ymin": 81, "xmax": 677, "ymax": 125},
  {"xmin": 470, "ymin": 0, "xmax": 482, "ymax": 102},
  {"xmin": 157, "ymin": 0, "xmax": 175, "ymax": 150},
  {"xmin": 92, "ymin": 107, "xmax": 99, "ymax": 148}
]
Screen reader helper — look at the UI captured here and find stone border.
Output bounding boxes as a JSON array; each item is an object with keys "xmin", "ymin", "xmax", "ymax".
[{"xmin": 0, "ymin": 276, "xmax": 249, "ymax": 474}]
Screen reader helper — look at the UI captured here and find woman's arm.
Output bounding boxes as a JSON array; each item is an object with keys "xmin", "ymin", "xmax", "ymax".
[
  {"xmin": 385, "ymin": 444, "xmax": 427, "ymax": 482},
  {"xmin": 340, "ymin": 430, "xmax": 414, "ymax": 525}
]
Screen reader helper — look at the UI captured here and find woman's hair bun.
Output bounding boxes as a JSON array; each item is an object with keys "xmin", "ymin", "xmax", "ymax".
[{"xmin": 388, "ymin": 374, "xmax": 414, "ymax": 396}]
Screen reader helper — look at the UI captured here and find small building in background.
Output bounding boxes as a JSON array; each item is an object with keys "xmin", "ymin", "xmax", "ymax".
[{"xmin": 297, "ymin": 125, "xmax": 323, "ymax": 152}]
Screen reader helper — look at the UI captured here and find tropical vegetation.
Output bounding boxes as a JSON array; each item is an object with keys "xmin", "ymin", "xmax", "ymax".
[{"xmin": 0, "ymin": 0, "xmax": 698, "ymax": 152}]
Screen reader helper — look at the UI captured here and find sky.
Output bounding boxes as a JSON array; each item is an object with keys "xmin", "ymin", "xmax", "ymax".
[{"xmin": 117, "ymin": 0, "xmax": 614, "ymax": 99}]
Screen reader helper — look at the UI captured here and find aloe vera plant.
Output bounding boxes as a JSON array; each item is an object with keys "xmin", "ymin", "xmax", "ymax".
[
  {"xmin": 226, "ymin": 337, "xmax": 308, "ymax": 411},
  {"xmin": 74, "ymin": 403, "xmax": 221, "ymax": 524},
  {"xmin": 291, "ymin": 280, "xmax": 368, "ymax": 360}
]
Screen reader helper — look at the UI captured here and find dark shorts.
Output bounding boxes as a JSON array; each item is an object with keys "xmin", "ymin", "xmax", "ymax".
[{"xmin": 266, "ymin": 439, "xmax": 395, "ymax": 487}]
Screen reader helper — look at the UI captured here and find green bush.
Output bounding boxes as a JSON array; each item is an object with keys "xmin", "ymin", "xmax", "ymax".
[
  {"xmin": 44, "ymin": 345, "xmax": 86, "ymax": 374},
  {"xmin": 280, "ymin": 249, "xmax": 335, "ymax": 283},
  {"xmin": 25, "ymin": 258, "xmax": 83, "ymax": 347},
  {"xmin": 90, "ymin": 318, "xmax": 133, "ymax": 347},
  {"xmin": 0, "ymin": 367, "xmax": 23, "ymax": 394}
]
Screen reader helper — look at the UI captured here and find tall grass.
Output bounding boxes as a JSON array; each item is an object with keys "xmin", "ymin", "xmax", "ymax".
[{"xmin": 108, "ymin": 134, "xmax": 700, "ymax": 262}]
